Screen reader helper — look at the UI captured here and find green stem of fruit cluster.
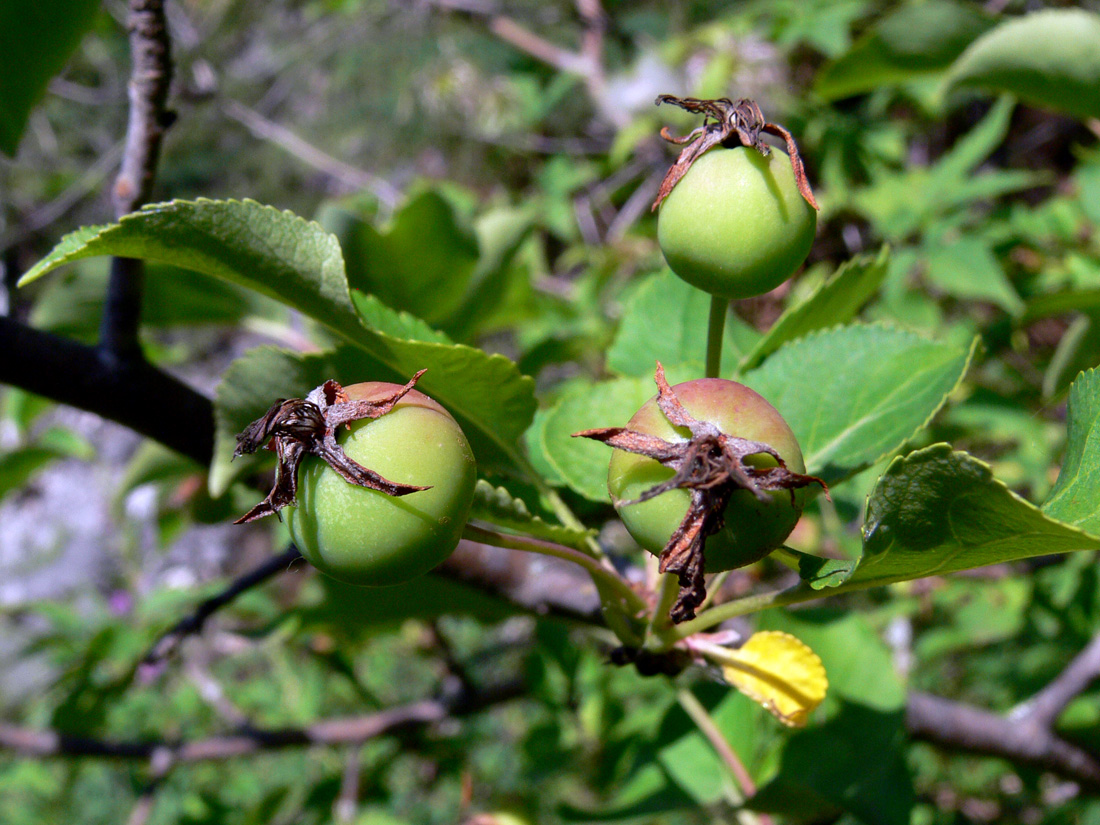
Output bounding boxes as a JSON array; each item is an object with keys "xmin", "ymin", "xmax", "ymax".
[
  {"xmin": 705, "ymin": 295, "xmax": 728, "ymax": 379},
  {"xmin": 642, "ymin": 572, "xmax": 680, "ymax": 647},
  {"xmin": 462, "ymin": 523, "xmax": 647, "ymax": 633},
  {"xmin": 659, "ymin": 580, "xmax": 822, "ymax": 645}
]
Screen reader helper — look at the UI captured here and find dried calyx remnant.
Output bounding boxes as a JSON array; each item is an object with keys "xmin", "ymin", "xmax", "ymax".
[
  {"xmin": 575, "ymin": 364, "xmax": 826, "ymax": 623},
  {"xmin": 233, "ymin": 371, "xmax": 430, "ymax": 524},
  {"xmin": 652, "ymin": 95, "xmax": 819, "ymax": 212}
]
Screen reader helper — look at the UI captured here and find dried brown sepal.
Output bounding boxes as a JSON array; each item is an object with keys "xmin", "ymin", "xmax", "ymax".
[
  {"xmin": 652, "ymin": 95, "xmax": 819, "ymax": 212},
  {"xmin": 233, "ymin": 372, "xmax": 432, "ymax": 525},
  {"xmin": 573, "ymin": 362, "xmax": 827, "ymax": 623}
]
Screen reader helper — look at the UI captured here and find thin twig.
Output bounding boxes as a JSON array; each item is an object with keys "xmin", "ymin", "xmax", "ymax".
[
  {"xmin": 221, "ymin": 99, "xmax": 399, "ymax": 206},
  {"xmin": 139, "ymin": 546, "xmax": 305, "ymax": 674},
  {"xmin": 0, "ymin": 680, "xmax": 526, "ymax": 766},
  {"xmin": 676, "ymin": 688, "xmax": 771, "ymax": 824},
  {"xmin": 100, "ymin": 0, "xmax": 175, "ymax": 360}
]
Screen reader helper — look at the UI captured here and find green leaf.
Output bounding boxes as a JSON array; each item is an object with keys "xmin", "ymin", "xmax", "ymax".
[
  {"xmin": 738, "ymin": 247, "xmax": 888, "ymax": 373},
  {"xmin": 745, "ymin": 324, "xmax": 977, "ymax": 485},
  {"xmin": 1043, "ymin": 368, "xmax": 1100, "ymax": 533},
  {"xmin": 29, "ymin": 260, "xmax": 256, "ymax": 341},
  {"xmin": 814, "ymin": 0, "xmax": 993, "ymax": 100},
  {"xmin": 351, "ymin": 291, "xmax": 451, "ymax": 344},
  {"xmin": 921, "ymin": 236, "xmax": 1023, "ymax": 315},
  {"xmin": 0, "ymin": 0, "xmax": 100, "ymax": 156},
  {"xmin": 21, "ymin": 200, "xmax": 536, "ymax": 477},
  {"xmin": 469, "ymin": 479, "xmax": 595, "ymax": 551},
  {"xmin": 608, "ymin": 270, "xmax": 755, "ymax": 377},
  {"xmin": 656, "ymin": 688, "xmax": 759, "ymax": 806},
  {"xmin": 20, "ymin": 200, "xmax": 364, "ymax": 338},
  {"xmin": 947, "ymin": 9, "xmax": 1100, "ymax": 122},
  {"xmin": 801, "ymin": 445, "xmax": 1100, "ymax": 590},
  {"xmin": 340, "ymin": 190, "xmax": 479, "ymax": 325},
  {"xmin": 538, "ymin": 377, "xmax": 656, "ymax": 502}
]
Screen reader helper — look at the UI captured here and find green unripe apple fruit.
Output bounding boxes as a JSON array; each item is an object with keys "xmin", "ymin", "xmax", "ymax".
[
  {"xmin": 287, "ymin": 382, "xmax": 477, "ymax": 586},
  {"xmin": 608, "ymin": 378, "xmax": 806, "ymax": 572},
  {"xmin": 657, "ymin": 146, "xmax": 817, "ymax": 299}
]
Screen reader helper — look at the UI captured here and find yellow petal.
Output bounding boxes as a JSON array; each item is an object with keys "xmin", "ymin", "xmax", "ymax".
[{"xmin": 719, "ymin": 630, "xmax": 828, "ymax": 727}]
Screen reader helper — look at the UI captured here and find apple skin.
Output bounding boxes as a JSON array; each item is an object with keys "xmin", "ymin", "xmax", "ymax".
[
  {"xmin": 608, "ymin": 378, "xmax": 806, "ymax": 572},
  {"xmin": 288, "ymin": 382, "xmax": 476, "ymax": 586},
  {"xmin": 657, "ymin": 146, "xmax": 817, "ymax": 299}
]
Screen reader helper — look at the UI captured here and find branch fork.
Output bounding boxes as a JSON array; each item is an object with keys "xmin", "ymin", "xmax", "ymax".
[
  {"xmin": 574, "ymin": 363, "xmax": 825, "ymax": 623},
  {"xmin": 233, "ymin": 372, "xmax": 430, "ymax": 524},
  {"xmin": 652, "ymin": 95, "xmax": 819, "ymax": 211}
]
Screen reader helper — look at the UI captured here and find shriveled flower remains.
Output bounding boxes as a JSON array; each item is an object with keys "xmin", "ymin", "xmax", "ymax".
[
  {"xmin": 574, "ymin": 364, "xmax": 826, "ymax": 624},
  {"xmin": 233, "ymin": 371, "xmax": 430, "ymax": 525},
  {"xmin": 652, "ymin": 95, "xmax": 819, "ymax": 212}
]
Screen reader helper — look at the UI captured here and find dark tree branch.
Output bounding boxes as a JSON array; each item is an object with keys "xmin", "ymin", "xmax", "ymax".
[
  {"xmin": 101, "ymin": 0, "xmax": 174, "ymax": 360},
  {"xmin": 907, "ymin": 691, "xmax": 1100, "ymax": 791},
  {"xmin": 0, "ymin": 317, "xmax": 214, "ymax": 463}
]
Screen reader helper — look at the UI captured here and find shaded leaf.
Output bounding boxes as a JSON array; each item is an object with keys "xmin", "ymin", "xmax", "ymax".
[
  {"xmin": 0, "ymin": 0, "xmax": 100, "ymax": 155},
  {"xmin": 947, "ymin": 9, "xmax": 1100, "ymax": 122},
  {"xmin": 750, "ymin": 703, "xmax": 913, "ymax": 825},
  {"xmin": 340, "ymin": 190, "xmax": 479, "ymax": 325},
  {"xmin": 922, "ymin": 235, "xmax": 1023, "ymax": 315},
  {"xmin": 815, "ymin": 0, "xmax": 993, "ymax": 100}
]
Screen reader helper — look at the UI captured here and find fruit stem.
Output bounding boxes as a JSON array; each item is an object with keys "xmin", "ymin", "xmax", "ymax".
[
  {"xmin": 676, "ymin": 688, "xmax": 767, "ymax": 819},
  {"xmin": 462, "ymin": 523, "xmax": 648, "ymax": 631},
  {"xmin": 643, "ymin": 572, "xmax": 680, "ymax": 646},
  {"xmin": 660, "ymin": 580, "xmax": 821, "ymax": 644},
  {"xmin": 705, "ymin": 295, "xmax": 728, "ymax": 379}
]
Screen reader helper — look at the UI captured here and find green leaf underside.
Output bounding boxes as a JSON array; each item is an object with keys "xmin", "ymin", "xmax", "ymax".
[
  {"xmin": 607, "ymin": 270, "xmax": 753, "ymax": 378},
  {"xmin": 814, "ymin": 0, "xmax": 993, "ymax": 100},
  {"xmin": 0, "ymin": 0, "xmax": 100, "ymax": 155},
  {"xmin": 469, "ymin": 480, "xmax": 595, "ymax": 551},
  {"xmin": 947, "ymin": 9, "xmax": 1100, "ymax": 122},
  {"xmin": 745, "ymin": 324, "xmax": 978, "ymax": 485},
  {"xmin": 539, "ymin": 377, "xmax": 657, "ymax": 503},
  {"xmin": 20, "ymin": 200, "xmax": 536, "ymax": 479},
  {"xmin": 738, "ymin": 247, "xmax": 889, "ymax": 373},
  {"xmin": 1043, "ymin": 368, "xmax": 1100, "ymax": 533},
  {"xmin": 798, "ymin": 445, "xmax": 1100, "ymax": 590}
]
